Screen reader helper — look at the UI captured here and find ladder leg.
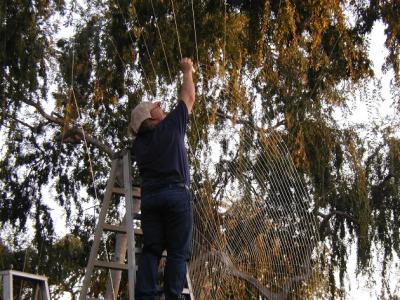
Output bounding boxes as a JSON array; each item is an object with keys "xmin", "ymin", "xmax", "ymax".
[
  {"xmin": 123, "ymin": 152, "xmax": 136, "ymax": 300},
  {"xmin": 186, "ymin": 267, "xmax": 195, "ymax": 300},
  {"xmin": 79, "ymin": 159, "xmax": 120, "ymax": 300},
  {"xmin": 40, "ymin": 280, "xmax": 51, "ymax": 300},
  {"xmin": 105, "ymin": 216, "xmax": 128, "ymax": 300},
  {"xmin": 33, "ymin": 283, "xmax": 39, "ymax": 300},
  {"xmin": 2, "ymin": 274, "xmax": 13, "ymax": 300}
]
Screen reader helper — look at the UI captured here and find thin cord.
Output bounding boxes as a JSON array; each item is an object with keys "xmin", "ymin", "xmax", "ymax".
[
  {"xmin": 70, "ymin": 50, "xmax": 99, "ymax": 202},
  {"xmin": 186, "ymin": 4, "xmax": 262, "ymax": 286},
  {"xmin": 70, "ymin": 45, "xmax": 117, "ymax": 300},
  {"xmin": 223, "ymin": 0, "xmax": 227, "ymax": 81},
  {"xmin": 170, "ymin": 0, "xmax": 183, "ymax": 61},
  {"xmin": 114, "ymin": 0, "xmax": 158, "ymax": 80},
  {"xmin": 109, "ymin": 2, "xmax": 324, "ymax": 297},
  {"xmin": 217, "ymin": 91, "xmax": 324, "ymax": 274},
  {"xmin": 108, "ymin": 35, "xmax": 152, "ymax": 99},
  {"xmin": 214, "ymin": 80, "xmax": 320, "ymax": 266},
  {"xmin": 183, "ymin": 2, "xmax": 290, "ymax": 296},
  {"xmin": 220, "ymin": 79, "xmax": 317, "ymax": 247},
  {"xmin": 184, "ymin": 2, "xmax": 324, "ymax": 292},
  {"xmin": 116, "ymin": 2, "xmax": 227, "ymax": 289},
  {"xmin": 150, "ymin": 0, "xmax": 173, "ymax": 81},
  {"xmin": 190, "ymin": 0, "xmax": 200, "ymax": 65}
]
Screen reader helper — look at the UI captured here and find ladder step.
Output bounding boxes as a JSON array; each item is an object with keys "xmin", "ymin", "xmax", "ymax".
[
  {"xmin": 93, "ymin": 260, "xmax": 140, "ymax": 271},
  {"xmin": 156, "ymin": 288, "xmax": 191, "ymax": 295},
  {"xmin": 112, "ymin": 187, "xmax": 141, "ymax": 198},
  {"xmin": 94, "ymin": 260, "xmax": 128, "ymax": 271},
  {"xmin": 102, "ymin": 224, "xmax": 126, "ymax": 233},
  {"xmin": 102, "ymin": 224, "xmax": 143, "ymax": 235},
  {"xmin": 0, "ymin": 270, "xmax": 48, "ymax": 283}
]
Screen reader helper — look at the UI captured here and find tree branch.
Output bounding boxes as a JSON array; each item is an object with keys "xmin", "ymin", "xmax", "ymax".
[
  {"xmin": 317, "ymin": 210, "xmax": 358, "ymax": 237},
  {"xmin": 5, "ymin": 113, "xmax": 36, "ymax": 131},
  {"xmin": 317, "ymin": 210, "xmax": 358, "ymax": 223},
  {"xmin": 25, "ymin": 98, "xmax": 114, "ymax": 157},
  {"xmin": 4, "ymin": 72, "xmax": 115, "ymax": 157},
  {"xmin": 61, "ymin": 128, "xmax": 114, "ymax": 157}
]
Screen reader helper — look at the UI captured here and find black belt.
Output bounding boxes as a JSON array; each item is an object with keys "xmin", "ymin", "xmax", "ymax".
[{"xmin": 141, "ymin": 182, "xmax": 189, "ymax": 194}]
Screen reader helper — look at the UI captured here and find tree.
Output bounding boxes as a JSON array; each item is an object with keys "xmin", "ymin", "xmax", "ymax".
[{"xmin": 1, "ymin": 0, "xmax": 399, "ymax": 298}]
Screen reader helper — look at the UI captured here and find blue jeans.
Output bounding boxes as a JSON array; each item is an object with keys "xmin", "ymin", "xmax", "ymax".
[{"xmin": 135, "ymin": 185, "xmax": 193, "ymax": 300}]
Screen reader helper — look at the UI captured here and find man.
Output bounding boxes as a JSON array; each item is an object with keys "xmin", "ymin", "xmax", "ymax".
[{"xmin": 128, "ymin": 58, "xmax": 195, "ymax": 300}]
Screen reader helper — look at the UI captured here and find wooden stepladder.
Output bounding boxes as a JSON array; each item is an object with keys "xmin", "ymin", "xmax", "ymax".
[
  {"xmin": 0, "ymin": 270, "xmax": 50, "ymax": 300},
  {"xmin": 79, "ymin": 150, "xmax": 138, "ymax": 300},
  {"xmin": 79, "ymin": 150, "xmax": 195, "ymax": 300}
]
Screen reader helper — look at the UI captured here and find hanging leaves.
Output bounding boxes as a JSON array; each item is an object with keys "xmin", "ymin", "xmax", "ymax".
[{"xmin": 1, "ymin": 0, "xmax": 400, "ymax": 298}]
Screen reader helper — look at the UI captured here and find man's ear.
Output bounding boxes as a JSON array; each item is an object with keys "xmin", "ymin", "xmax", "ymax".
[{"xmin": 127, "ymin": 123, "xmax": 136, "ymax": 137}]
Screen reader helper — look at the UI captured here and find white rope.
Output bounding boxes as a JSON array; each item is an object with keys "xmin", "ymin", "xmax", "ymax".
[
  {"xmin": 108, "ymin": 35, "xmax": 152, "ymax": 98},
  {"xmin": 170, "ymin": 0, "xmax": 183, "ymax": 61},
  {"xmin": 69, "ymin": 53, "xmax": 99, "ymax": 206},
  {"xmin": 190, "ymin": 0, "xmax": 200, "ymax": 65},
  {"xmin": 149, "ymin": 0, "xmax": 173, "ymax": 81},
  {"xmin": 223, "ymin": 0, "xmax": 227, "ymax": 80},
  {"xmin": 114, "ymin": 0, "xmax": 158, "ymax": 81},
  {"xmin": 108, "ymin": 1, "xmax": 222, "ymax": 297},
  {"xmin": 111, "ymin": 5, "xmax": 230, "ymax": 297},
  {"xmin": 101, "ymin": 2, "xmax": 334, "ymax": 297},
  {"xmin": 69, "ymin": 45, "xmax": 117, "ymax": 300},
  {"xmin": 184, "ymin": 3, "xmax": 326, "ymax": 297},
  {"xmin": 212, "ymin": 75, "xmax": 319, "ymax": 272}
]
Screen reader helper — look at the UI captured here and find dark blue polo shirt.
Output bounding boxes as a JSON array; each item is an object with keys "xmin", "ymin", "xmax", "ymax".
[{"xmin": 133, "ymin": 101, "xmax": 190, "ymax": 188}]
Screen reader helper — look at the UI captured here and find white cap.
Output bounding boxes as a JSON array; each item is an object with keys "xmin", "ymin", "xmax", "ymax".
[{"xmin": 128, "ymin": 101, "xmax": 159, "ymax": 137}]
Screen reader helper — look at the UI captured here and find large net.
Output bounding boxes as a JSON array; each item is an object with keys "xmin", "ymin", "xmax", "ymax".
[
  {"xmin": 98, "ymin": 0, "xmax": 326, "ymax": 298},
  {"xmin": 188, "ymin": 120, "xmax": 323, "ymax": 299}
]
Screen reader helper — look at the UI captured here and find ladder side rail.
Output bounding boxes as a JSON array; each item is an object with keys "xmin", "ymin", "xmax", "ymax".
[
  {"xmin": 2, "ymin": 273, "xmax": 13, "ymax": 300},
  {"xmin": 186, "ymin": 267, "xmax": 195, "ymax": 300},
  {"xmin": 41, "ymin": 279, "xmax": 51, "ymax": 300},
  {"xmin": 104, "ymin": 216, "xmax": 128, "ymax": 300},
  {"xmin": 79, "ymin": 159, "xmax": 120, "ymax": 300},
  {"xmin": 105, "ymin": 189, "xmax": 141, "ymax": 299},
  {"xmin": 6, "ymin": 270, "xmax": 47, "ymax": 281},
  {"xmin": 123, "ymin": 152, "xmax": 136, "ymax": 300},
  {"xmin": 34, "ymin": 283, "xmax": 40, "ymax": 300}
]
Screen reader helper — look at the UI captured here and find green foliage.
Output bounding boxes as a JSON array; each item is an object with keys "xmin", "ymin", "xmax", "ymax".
[
  {"xmin": 46, "ymin": 234, "xmax": 87, "ymax": 298},
  {"xmin": 355, "ymin": 0, "xmax": 400, "ymax": 80},
  {"xmin": 1, "ymin": 0, "xmax": 400, "ymax": 298}
]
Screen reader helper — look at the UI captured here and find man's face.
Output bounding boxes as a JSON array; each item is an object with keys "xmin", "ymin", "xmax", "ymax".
[{"xmin": 150, "ymin": 102, "xmax": 165, "ymax": 122}]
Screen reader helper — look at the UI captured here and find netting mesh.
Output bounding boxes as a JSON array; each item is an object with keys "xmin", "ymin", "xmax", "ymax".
[
  {"xmin": 188, "ymin": 122, "xmax": 323, "ymax": 299},
  {"xmin": 93, "ymin": 1, "xmax": 326, "ymax": 296}
]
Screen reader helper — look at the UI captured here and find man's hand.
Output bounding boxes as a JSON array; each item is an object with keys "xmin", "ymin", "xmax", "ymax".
[
  {"xmin": 180, "ymin": 58, "xmax": 193, "ymax": 74},
  {"xmin": 180, "ymin": 58, "xmax": 195, "ymax": 113}
]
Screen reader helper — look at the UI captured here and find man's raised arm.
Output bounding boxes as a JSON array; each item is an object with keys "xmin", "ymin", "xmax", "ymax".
[{"xmin": 180, "ymin": 58, "xmax": 195, "ymax": 113}]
